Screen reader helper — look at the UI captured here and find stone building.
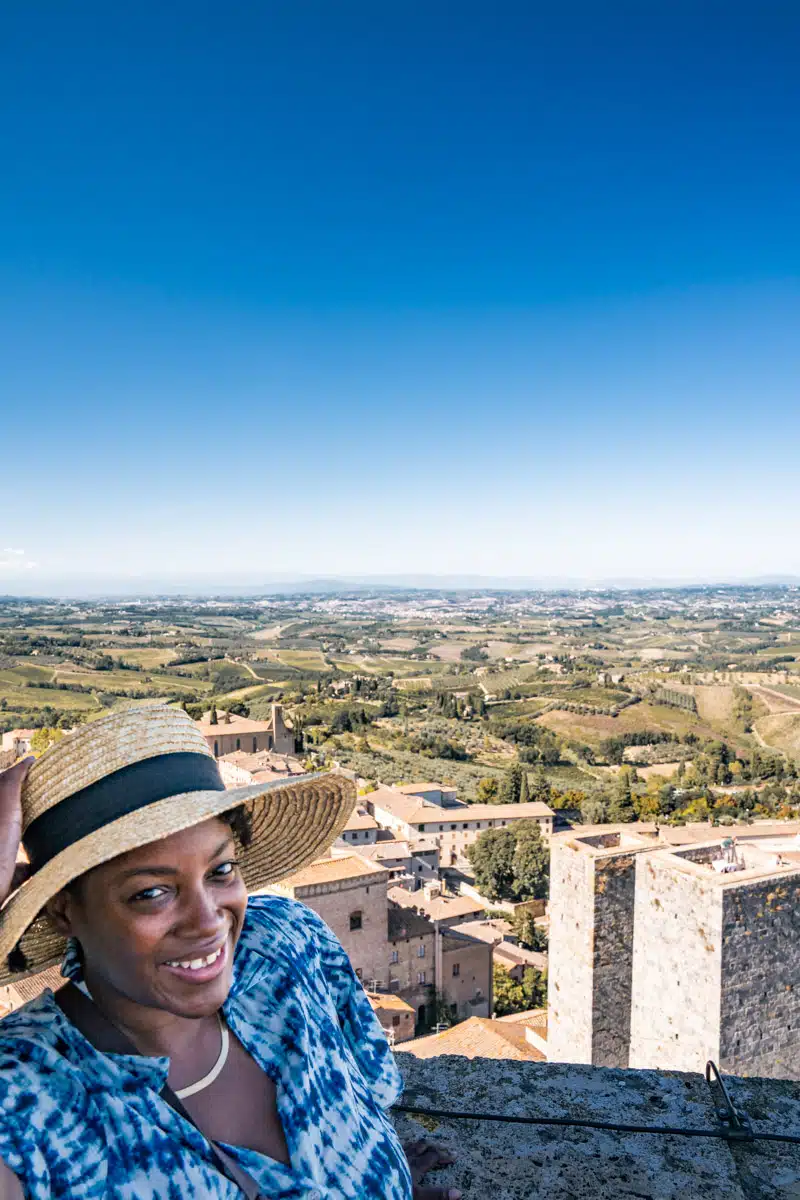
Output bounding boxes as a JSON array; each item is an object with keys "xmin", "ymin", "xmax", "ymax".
[
  {"xmin": 0, "ymin": 729, "xmax": 35, "ymax": 758},
  {"xmin": 387, "ymin": 901, "xmax": 493, "ymax": 1029},
  {"xmin": 548, "ymin": 829, "xmax": 659, "ymax": 1068},
  {"xmin": 548, "ymin": 828, "xmax": 800, "ymax": 1080},
  {"xmin": 368, "ymin": 785, "xmax": 554, "ymax": 868},
  {"xmin": 388, "ymin": 883, "xmax": 487, "ymax": 929},
  {"xmin": 217, "ymin": 748, "xmax": 304, "ymax": 786},
  {"xmin": 367, "ymin": 992, "xmax": 416, "ymax": 1044},
  {"xmin": 338, "ymin": 806, "xmax": 380, "ymax": 846},
  {"xmin": 260, "ymin": 853, "xmax": 390, "ymax": 986},
  {"xmin": 629, "ymin": 836, "xmax": 800, "ymax": 1079},
  {"xmin": 195, "ymin": 705, "xmax": 294, "ymax": 758}
]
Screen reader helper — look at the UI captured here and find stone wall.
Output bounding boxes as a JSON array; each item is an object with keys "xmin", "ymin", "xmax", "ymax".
[
  {"xmin": 719, "ymin": 873, "xmax": 800, "ymax": 1079},
  {"xmin": 441, "ymin": 934, "xmax": 492, "ymax": 1019},
  {"xmin": 295, "ymin": 878, "xmax": 390, "ymax": 987},
  {"xmin": 392, "ymin": 1054, "xmax": 800, "ymax": 1199},
  {"xmin": 629, "ymin": 854, "xmax": 722, "ymax": 1071},
  {"xmin": 591, "ymin": 853, "xmax": 638, "ymax": 1067},
  {"xmin": 548, "ymin": 840, "xmax": 595, "ymax": 1063}
]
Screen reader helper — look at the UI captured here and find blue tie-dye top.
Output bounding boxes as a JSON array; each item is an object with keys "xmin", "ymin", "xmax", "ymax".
[{"xmin": 0, "ymin": 894, "xmax": 413, "ymax": 1200}]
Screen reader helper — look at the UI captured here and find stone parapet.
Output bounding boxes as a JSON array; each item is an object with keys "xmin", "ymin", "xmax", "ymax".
[{"xmin": 392, "ymin": 1055, "xmax": 800, "ymax": 1199}]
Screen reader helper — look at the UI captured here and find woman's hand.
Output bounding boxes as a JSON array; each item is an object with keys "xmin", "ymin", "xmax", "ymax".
[
  {"xmin": 404, "ymin": 1138, "xmax": 461, "ymax": 1200},
  {"xmin": 0, "ymin": 758, "xmax": 33, "ymax": 906}
]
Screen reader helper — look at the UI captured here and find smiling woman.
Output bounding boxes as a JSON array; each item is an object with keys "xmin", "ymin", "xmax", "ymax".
[{"xmin": 0, "ymin": 709, "xmax": 459, "ymax": 1200}]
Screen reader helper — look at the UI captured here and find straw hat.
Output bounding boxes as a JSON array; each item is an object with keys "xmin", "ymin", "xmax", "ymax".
[{"xmin": 0, "ymin": 706, "xmax": 356, "ymax": 985}]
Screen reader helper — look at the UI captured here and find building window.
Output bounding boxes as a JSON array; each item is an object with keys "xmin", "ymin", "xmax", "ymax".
[
  {"xmin": 417, "ymin": 971, "xmax": 426, "ymax": 985},
  {"xmin": 390, "ymin": 950, "xmax": 399, "ymax": 964},
  {"xmin": 392, "ymin": 1015, "xmax": 401, "ymax": 1028},
  {"xmin": 450, "ymin": 824, "xmax": 456, "ymax": 831},
  {"xmin": 417, "ymin": 944, "xmax": 425, "ymax": 958},
  {"xmin": 439, "ymin": 825, "xmax": 444, "ymax": 831},
  {"xmin": 236, "ymin": 738, "xmax": 241, "ymax": 751},
  {"xmin": 354, "ymin": 967, "xmax": 363, "ymax": 980},
  {"xmin": 252, "ymin": 738, "xmax": 257, "ymax": 752},
  {"xmin": 452, "ymin": 962, "xmax": 460, "ymax": 977},
  {"xmin": 418, "ymin": 824, "xmax": 425, "ymax": 832},
  {"xmin": 213, "ymin": 741, "xmax": 218, "ymax": 757},
  {"xmin": 349, "ymin": 911, "xmax": 363, "ymax": 931},
  {"xmin": 488, "ymin": 821, "xmax": 494, "ymax": 827}
]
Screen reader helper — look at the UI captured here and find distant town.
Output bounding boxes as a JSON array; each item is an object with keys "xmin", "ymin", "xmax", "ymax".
[{"xmin": 1, "ymin": 585, "xmax": 799, "ymax": 1076}]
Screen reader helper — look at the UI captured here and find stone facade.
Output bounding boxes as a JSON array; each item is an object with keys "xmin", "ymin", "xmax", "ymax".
[
  {"xmin": 196, "ymin": 705, "xmax": 294, "ymax": 758},
  {"xmin": 440, "ymin": 929, "xmax": 492, "ymax": 1020},
  {"xmin": 548, "ymin": 830, "xmax": 657, "ymax": 1068},
  {"xmin": 719, "ymin": 874, "xmax": 800, "ymax": 1078},
  {"xmin": 630, "ymin": 843, "xmax": 800, "ymax": 1079},
  {"xmin": 263, "ymin": 854, "xmax": 391, "ymax": 987}
]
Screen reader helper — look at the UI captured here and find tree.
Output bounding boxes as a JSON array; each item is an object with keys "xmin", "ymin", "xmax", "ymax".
[
  {"xmin": 600, "ymin": 735, "xmax": 626, "ymax": 765},
  {"xmin": 492, "ymin": 964, "xmax": 546, "ymax": 1017},
  {"xmin": 466, "ymin": 828, "xmax": 516, "ymax": 899},
  {"xmin": 30, "ymin": 727, "xmax": 64, "ymax": 756},
  {"xmin": 580, "ymin": 794, "xmax": 608, "ymax": 825},
  {"xmin": 607, "ymin": 771, "xmax": 636, "ymax": 823},
  {"xmin": 511, "ymin": 820, "xmax": 549, "ymax": 900},
  {"xmin": 529, "ymin": 764, "xmax": 552, "ymax": 804},
  {"xmin": 499, "ymin": 763, "xmax": 523, "ymax": 804},
  {"xmin": 476, "ymin": 776, "xmax": 499, "ymax": 803},
  {"xmin": 512, "ymin": 909, "xmax": 547, "ymax": 951},
  {"xmin": 518, "ymin": 769, "xmax": 530, "ymax": 804},
  {"xmin": 209, "ymin": 706, "xmax": 218, "ymax": 726}
]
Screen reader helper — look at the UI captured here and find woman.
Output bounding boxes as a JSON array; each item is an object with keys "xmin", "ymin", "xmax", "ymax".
[{"xmin": 0, "ymin": 707, "xmax": 459, "ymax": 1200}]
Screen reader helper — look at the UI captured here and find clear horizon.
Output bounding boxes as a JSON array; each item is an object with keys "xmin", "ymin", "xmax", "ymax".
[{"xmin": 2, "ymin": 3, "xmax": 799, "ymax": 584}]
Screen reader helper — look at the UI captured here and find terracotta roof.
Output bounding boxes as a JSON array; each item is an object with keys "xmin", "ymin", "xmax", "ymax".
[
  {"xmin": 397, "ymin": 1016, "xmax": 545, "ymax": 1062},
  {"xmin": 195, "ymin": 712, "xmax": 275, "ymax": 735},
  {"xmin": 268, "ymin": 853, "xmax": 388, "ymax": 892},
  {"xmin": 394, "ymin": 783, "xmax": 456, "ymax": 795},
  {"xmin": 388, "ymin": 904, "xmax": 434, "ymax": 941},
  {"xmin": 366, "ymin": 992, "xmax": 416, "ymax": 1015},
  {"xmin": 359, "ymin": 841, "xmax": 411, "ymax": 862},
  {"xmin": 6, "ymin": 729, "xmax": 35, "ymax": 739},
  {"xmin": 1, "ymin": 965, "xmax": 66, "ymax": 1012},
  {"xmin": 344, "ymin": 808, "xmax": 379, "ymax": 831},
  {"xmin": 496, "ymin": 1008, "xmax": 548, "ymax": 1035},
  {"xmin": 494, "ymin": 943, "xmax": 548, "ymax": 972},
  {"xmin": 451, "ymin": 919, "xmax": 512, "ymax": 945},
  {"xmin": 388, "ymin": 887, "xmax": 486, "ymax": 923},
  {"xmin": 371, "ymin": 790, "xmax": 553, "ymax": 826}
]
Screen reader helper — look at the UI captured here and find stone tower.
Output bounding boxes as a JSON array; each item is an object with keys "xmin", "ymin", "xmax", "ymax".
[
  {"xmin": 629, "ymin": 839, "xmax": 800, "ymax": 1079},
  {"xmin": 548, "ymin": 830, "xmax": 658, "ymax": 1067}
]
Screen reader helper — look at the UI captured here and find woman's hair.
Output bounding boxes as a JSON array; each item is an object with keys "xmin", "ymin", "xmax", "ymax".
[{"xmin": 220, "ymin": 805, "xmax": 253, "ymax": 850}]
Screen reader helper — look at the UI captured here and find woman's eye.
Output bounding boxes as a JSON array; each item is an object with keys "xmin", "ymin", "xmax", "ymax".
[
  {"xmin": 212, "ymin": 861, "xmax": 238, "ymax": 879},
  {"xmin": 130, "ymin": 886, "xmax": 168, "ymax": 903}
]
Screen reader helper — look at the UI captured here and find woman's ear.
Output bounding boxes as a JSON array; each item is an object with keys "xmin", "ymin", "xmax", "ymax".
[{"xmin": 45, "ymin": 889, "xmax": 75, "ymax": 937}]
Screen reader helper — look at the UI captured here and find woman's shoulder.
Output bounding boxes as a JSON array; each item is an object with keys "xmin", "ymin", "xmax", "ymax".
[
  {"xmin": 244, "ymin": 892, "xmax": 332, "ymax": 945},
  {"xmin": 0, "ymin": 993, "xmax": 81, "ymax": 1107}
]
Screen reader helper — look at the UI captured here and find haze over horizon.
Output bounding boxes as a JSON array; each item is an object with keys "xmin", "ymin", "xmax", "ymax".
[{"xmin": 2, "ymin": 3, "xmax": 799, "ymax": 586}]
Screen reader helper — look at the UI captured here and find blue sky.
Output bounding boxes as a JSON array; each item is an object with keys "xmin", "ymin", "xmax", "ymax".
[{"xmin": 1, "ymin": 2, "xmax": 799, "ymax": 589}]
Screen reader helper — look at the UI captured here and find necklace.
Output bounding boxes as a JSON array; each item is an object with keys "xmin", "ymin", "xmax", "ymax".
[
  {"xmin": 175, "ymin": 1014, "xmax": 230, "ymax": 1099},
  {"xmin": 74, "ymin": 979, "xmax": 229, "ymax": 1100}
]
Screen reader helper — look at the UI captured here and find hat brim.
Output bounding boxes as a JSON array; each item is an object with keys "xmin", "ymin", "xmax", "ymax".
[{"xmin": 0, "ymin": 772, "xmax": 355, "ymax": 986}]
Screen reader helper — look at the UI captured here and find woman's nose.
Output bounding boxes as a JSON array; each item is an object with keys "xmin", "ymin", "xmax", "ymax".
[{"xmin": 178, "ymin": 883, "xmax": 224, "ymax": 934}]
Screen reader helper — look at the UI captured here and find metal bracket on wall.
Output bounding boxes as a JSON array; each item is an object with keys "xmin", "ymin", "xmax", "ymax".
[{"xmin": 706, "ymin": 1059, "xmax": 754, "ymax": 1142}]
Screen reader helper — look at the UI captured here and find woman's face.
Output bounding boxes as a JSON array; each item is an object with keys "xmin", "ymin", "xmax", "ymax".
[{"xmin": 48, "ymin": 816, "xmax": 248, "ymax": 1018}]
